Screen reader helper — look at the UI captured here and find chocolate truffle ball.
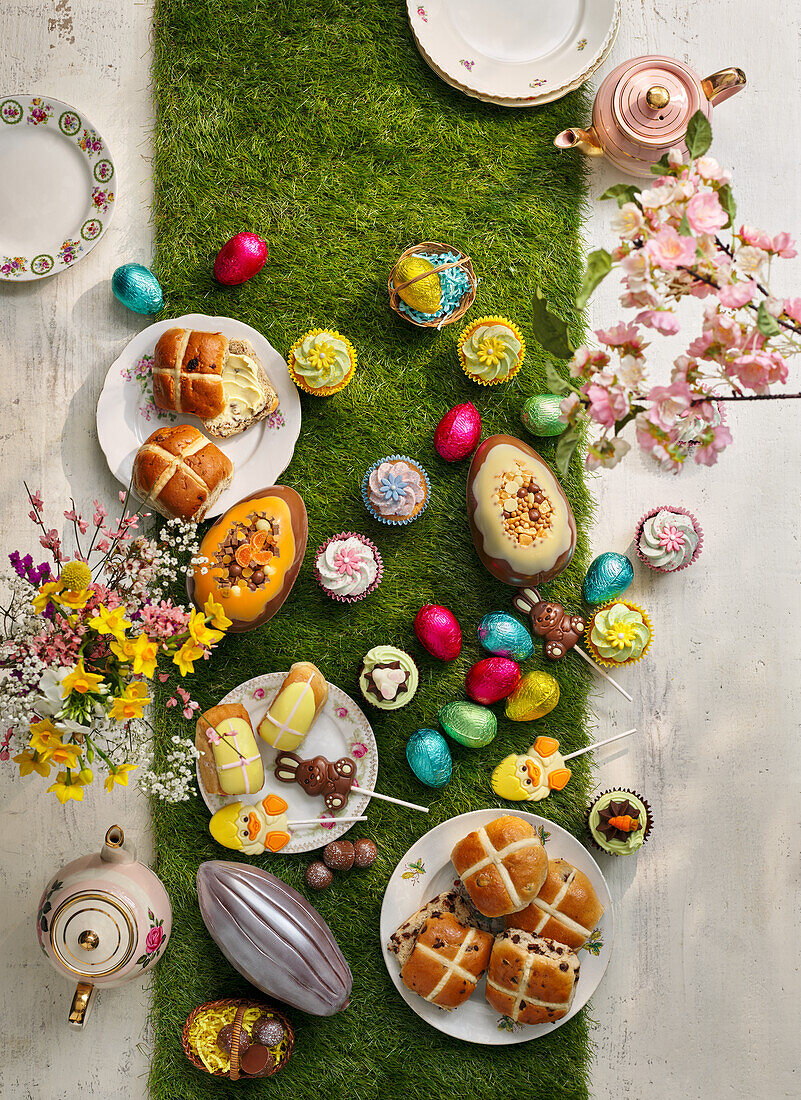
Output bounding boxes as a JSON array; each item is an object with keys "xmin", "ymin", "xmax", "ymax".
[
  {"xmin": 323, "ymin": 839, "xmax": 355, "ymax": 870},
  {"xmin": 217, "ymin": 1022, "xmax": 251, "ymax": 1056},
  {"xmin": 353, "ymin": 837, "xmax": 378, "ymax": 868},
  {"xmin": 240, "ymin": 1044, "xmax": 275, "ymax": 1077},
  {"xmin": 305, "ymin": 860, "xmax": 333, "ymax": 890},
  {"xmin": 252, "ymin": 1015, "xmax": 286, "ymax": 1048}
]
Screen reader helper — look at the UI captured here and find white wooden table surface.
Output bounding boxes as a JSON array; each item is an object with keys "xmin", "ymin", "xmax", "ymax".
[{"xmin": 1, "ymin": 2, "xmax": 799, "ymax": 1097}]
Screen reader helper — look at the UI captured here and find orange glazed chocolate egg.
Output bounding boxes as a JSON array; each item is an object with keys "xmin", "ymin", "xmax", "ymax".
[{"xmin": 190, "ymin": 486, "xmax": 308, "ymax": 632}]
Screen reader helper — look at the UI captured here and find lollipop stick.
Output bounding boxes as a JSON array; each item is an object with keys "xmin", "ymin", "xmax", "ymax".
[
  {"xmin": 288, "ymin": 816, "xmax": 367, "ymax": 826},
  {"xmin": 351, "ymin": 785, "xmax": 429, "ymax": 813},
  {"xmin": 574, "ymin": 646, "xmax": 633, "ymax": 702},
  {"xmin": 563, "ymin": 728, "xmax": 636, "ymax": 762}
]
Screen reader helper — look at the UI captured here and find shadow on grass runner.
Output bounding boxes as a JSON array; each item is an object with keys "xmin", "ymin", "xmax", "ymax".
[{"xmin": 150, "ymin": 1, "xmax": 595, "ymax": 1096}]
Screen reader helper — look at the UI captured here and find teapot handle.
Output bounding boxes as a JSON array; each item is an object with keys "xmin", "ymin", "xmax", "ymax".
[
  {"xmin": 68, "ymin": 982, "xmax": 95, "ymax": 1028},
  {"xmin": 702, "ymin": 67, "xmax": 746, "ymax": 105}
]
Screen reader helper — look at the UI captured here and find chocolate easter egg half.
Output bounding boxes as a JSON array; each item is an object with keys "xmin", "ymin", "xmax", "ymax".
[
  {"xmin": 466, "ymin": 435, "xmax": 576, "ymax": 587},
  {"xmin": 189, "ymin": 485, "xmax": 307, "ymax": 632}
]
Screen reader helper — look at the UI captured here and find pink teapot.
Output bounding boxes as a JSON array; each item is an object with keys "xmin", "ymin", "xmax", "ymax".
[
  {"xmin": 555, "ymin": 55, "xmax": 746, "ymax": 177},
  {"xmin": 36, "ymin": 825, "xmax": 172, "ymax": 1027}
]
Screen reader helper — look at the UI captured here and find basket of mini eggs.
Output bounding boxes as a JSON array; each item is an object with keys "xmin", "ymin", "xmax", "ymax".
[
  {"xmin": 182, "ymin": 997, "xmax": 294, "ymax": 1081},
  {"xmin": 388, "ymin": 241, "xmax": 477, "ymax": 328}
]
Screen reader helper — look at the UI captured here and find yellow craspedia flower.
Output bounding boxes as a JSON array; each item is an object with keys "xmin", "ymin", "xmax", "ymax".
[{"xmin": 59, "ymin": 560, "xmax": 92, "ymax": 592}]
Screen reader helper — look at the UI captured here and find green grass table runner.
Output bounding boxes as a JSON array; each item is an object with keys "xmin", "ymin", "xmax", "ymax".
[{"xmin": 151, "ymin": 2, "xmax": 594, "ymax": 1097}]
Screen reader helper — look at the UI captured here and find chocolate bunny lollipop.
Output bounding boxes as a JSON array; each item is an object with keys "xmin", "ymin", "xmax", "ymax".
[{"xmin": 274, "ymin": 751, "xmax": 356, "ymax": 812}]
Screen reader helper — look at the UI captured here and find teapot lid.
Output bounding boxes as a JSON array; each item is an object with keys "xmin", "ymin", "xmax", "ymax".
[
  {"xmin": 49, "ymin": 891, "xmax": 137, "ymax": 979},
  {"xmin": 612, "ymin": 56, "xmax": 705, "ymax": 148}
]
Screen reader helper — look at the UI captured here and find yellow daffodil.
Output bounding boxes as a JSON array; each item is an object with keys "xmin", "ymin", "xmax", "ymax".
[
  {"xmin": 104, "ymin": 763, "xmax": 137, "ymax": 792},
  {"xmin": 109, "ymin": 682, "xmax": 151, "ymax": 722},
  {"xmin": 90, "ymin": 604, "xmax": 132, "ymax": 640},
  {"xmin": 187, "ymin": 609, "xmax": 223, "ymax": 647},
  {"xmin": 130, "ymin": 634, "xmax": 159, "ymax": 678},
  {"xmin": 46, "ymin": 769, "xmax": 90, "ymax": 805},
  {"xmin": 32, "ymin": 580, "xmax": 63, "ymax": 614},
  {"xmin": 61, "ymin": 658, "xmax": 105, "ymax": 697},
  {"xmin": 203, "ymin": 596, "xmax": 232, "ymax": 632},
  {"xmin": 28, "ymin": 719, "xmax": 82, "ymax": 770},
  {"xmin": 57, "ymin": 587, "xmax": 92, "ymax": 611},
  {"xmin": 174, "ymin": 640, "xmax": 204, "ymax": 676},
  {"xmin": 110, "ymin": 637, "xmax": 135, "ymax": 663},
  {"xmin": 47, "ymin": 741, "xmax": 84, "ymax": 769},
  {"xmin": 13, "ymin": 748, "xmax": 51, "ymax": 777}
]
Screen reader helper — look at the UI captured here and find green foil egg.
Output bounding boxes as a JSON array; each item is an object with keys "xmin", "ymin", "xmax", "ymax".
[
  {"xmin": 406, "ymin": 728, "xmax": 452, "ymax": 788},
  {"xmin": 583, "ymin": 552, "xmax": 634, "ymax": 604},
  {"xmin": 521, "ymin": 393, "xmax": 567, "ymax": 437},
  {"xmin": 438, "ymin": 700, "xmax": 497, "ymax": 748}
]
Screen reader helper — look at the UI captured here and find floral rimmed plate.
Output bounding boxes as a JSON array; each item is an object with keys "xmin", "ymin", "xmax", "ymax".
[
  {"xmin": 197, "ymin": 672, "xmax": 378, "ymax": 854},
  {"xmin": 408, "ymin": 0, "xmax": 619, "ymax": 104},
  {"xmin": 0, "ymin": 95, "xmax": 116, "ymax": 281},
  {"xmin": 380, "ymin": 808, "xmax": 613, "ymax": 1044},
  {"xmin": 96, "ymin": 313, "xmax": 301, "ymax": 519}
]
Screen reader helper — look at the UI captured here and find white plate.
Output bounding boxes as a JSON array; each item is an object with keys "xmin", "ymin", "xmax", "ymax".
[
  {"xmin": 411, "ymin": 5, "xmax": 620, "ymax": 108},
  {"xmin": 409, "ymin": 0, "xmax": 619, "ymax": 103},
  {"xmin": 380, "ymin": 808, "xmax": 613, "ymax": 1044},
  {"xmin": 0, "ymin": 95, "xmax": 116, "ymax": 281},
  {"xmin": 197, "ymin": 672, "xmax": 378, "ymax": 854},
  {"xmin": 96, "ymin": 313, "xmax": 302, "ymax": 518}
]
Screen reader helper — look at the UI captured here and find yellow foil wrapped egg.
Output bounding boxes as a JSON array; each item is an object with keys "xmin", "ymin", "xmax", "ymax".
[{"xmin": 504, "ymin": 670, "xmax": 560, "ymax": 722}]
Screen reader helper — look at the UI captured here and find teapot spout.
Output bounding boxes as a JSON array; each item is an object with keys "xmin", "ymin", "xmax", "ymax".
[
  {"xmin": 100, "ymin": 824, "xmax": 135, "ymax": 865},
  {"xmin": 702, "ymin": 67, "xmax": 746, "ymax": 105},
  {"xmin": 554, "ymin": 127, "xmax": 603, "ymax": 157},
  {"xmin": 69, "ymin": 982, "xmax": 95, "ymax": 1028}
]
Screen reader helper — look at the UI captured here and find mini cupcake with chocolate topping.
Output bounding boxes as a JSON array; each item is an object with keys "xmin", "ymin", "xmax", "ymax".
[
  {"xmin": 362, "ymin": 455, "xmax": 430, "ymax": 526},
  {"xmin": 587, "ymin": 789, "xmax": 652, "ymax": 856},
  {"xmin": 359, "ymin": 645, "xmax": 418, "ymax": 710},
  {"xmin": 315, "ymin": 533, "xmax": 383, "ymax": 604},
  {"xmin": 636, "ymin": 506, "xmax": 703, "ymax": 573}
]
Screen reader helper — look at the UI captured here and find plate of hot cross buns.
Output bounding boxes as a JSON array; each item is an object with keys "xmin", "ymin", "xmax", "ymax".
[
  {"xmin": 96, "ymin": 313, "xmax": 301, "ymax": 520},
  {"xmin": 382, "ymin": 810, "xmax": 613, "ymax": 1043}
]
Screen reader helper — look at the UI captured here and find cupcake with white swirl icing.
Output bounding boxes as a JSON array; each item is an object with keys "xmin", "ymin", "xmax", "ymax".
[
  {"xmin": 636, "ymin": 506, "xmax": 703, "ymax": 573},
  {"xmin": 315, "ymin": 533, "xmax": 383, "ymax": 603}
]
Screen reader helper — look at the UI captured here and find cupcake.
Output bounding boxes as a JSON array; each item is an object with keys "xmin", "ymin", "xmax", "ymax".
[
  {"xmin": 585, "ymin": 600, "xmax": 652, "ymax": 667},
  {"xmin": 362, "ymin": 455, "xmax": 430, "ymax": 526},
  {"xmin": 315, "ymin": 533, "xmax": 383, "ymax": 604},
  {"xmin": 587, "ymin": 789, "xmax": 652, "ymax": 856},
  {"xmin": 636, "ymin": 506, "xmax": 703, "ymax": 573},
  {"xmin": 458, "ymin": 316, "xmax": 525, "ymax": 386},
  {"xmin": 288, "ymin": 329, "xmax": 356, "ymax": 396},
  {"xmin": 359, "ymin": 646, "xmax": 418, "ymax": 710}
]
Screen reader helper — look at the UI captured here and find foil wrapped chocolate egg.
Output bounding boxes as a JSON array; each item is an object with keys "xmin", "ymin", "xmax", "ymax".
[
  {"xmin": 504, "ymin": 670, "xmax": 560, "ymax": 722},
  {"xmin": 111, "ymin": 263, "xmax": 164, "ymax": 315},
  {"xmin": 438, "ymin": 701, "xmax": 497, "ymax": 748},
  {"xmin": 477, "ymin": 611, "xmax": 534, "ymax": 662},
  {"xmin": 414, "ymin": 603, "xmax": 462, "ymax": 661},
  {"xmin": 521, "ymin": 393, "xmax": 568, "ymax": 437},
  {"xmin": 434, "ymin": 402, "xmax": 482, "ymax": 462},
  {"xmin": 214, "ymin": 232, "xmax": 268, "ymax": 285},
  {"xmin": 465, "ymin": 657, "xmax": 521, "ymax": 705},
  {"xmin": 406, "ymin": 728, "xmax": 452, "ymax": 788},
  {"xmin": 583, "ymin": 552, "xmax": 634, "ymax": 605}
]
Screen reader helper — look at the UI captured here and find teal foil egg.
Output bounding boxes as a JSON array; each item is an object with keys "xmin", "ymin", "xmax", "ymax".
[
  {"xmin": 112, "ymin": 263, "xmax": 164, "ymax": 315},
  {"xmin": 477, "ymin": 611, "xmax": 534, "ymax": 661},
  {"xmin": 438, "ymin": 700, "xmax": 497, "ymax": 748},
  {"xmin": 583, "ymin": 552, "xmax": 634, "ymax": 604},
  {"xmin": 521, "ymin": 394, "xmax": 567, "ymax": 437},
  {"xmin": 406, "ymin": 728, "xmax": 452, "ymax": 788}
]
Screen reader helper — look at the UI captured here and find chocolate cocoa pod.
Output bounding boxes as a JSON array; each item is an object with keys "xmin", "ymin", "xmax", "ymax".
[{"xmin": 196, "ymin": 861, "xmax": 352, "ymax": 1016}]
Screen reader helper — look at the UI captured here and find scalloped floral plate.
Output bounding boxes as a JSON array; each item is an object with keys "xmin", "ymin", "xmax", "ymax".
[
  {"xmin": 196, "ymin": 672, "xmax": 378, "ymax": 854},
  {"xmin": 0, "ymin": 95, "xmax": 116, "ymax": 280},
  {"xmin": 380, "ymin": 808, "xmax": 613, "ymax": 1043},
  {"xmin": 96, "ymin": 313, "xmax": 301, "ymax": 519},
  {"xmin": 409, "ymin": 0, "xmax": 619, "ymax": 103}
]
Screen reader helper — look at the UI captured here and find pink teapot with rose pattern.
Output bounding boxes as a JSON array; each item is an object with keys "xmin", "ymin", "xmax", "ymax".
[
  {"xmin": 554, "ymin": 55, "xmax": 746, "ymax": 177},
  {"xmin": 36, "ymin": 825, "xmax": 172, "ymax": 1027}
]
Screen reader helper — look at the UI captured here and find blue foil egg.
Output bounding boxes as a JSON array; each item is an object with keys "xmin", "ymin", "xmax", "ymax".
[
  {"xmin": 583, "ymin": 552, "xmax": 634, "ymax": 604},
  {"xmin": 477, "ymin": 611, "xmax": 534, "ymax": 662},
  {"xmin": 406, "ymin": 728, "xmax": 452, "ymax": 788},
  {"xmin": 112, "ymin": 262, "xmax": 164, "ymax": 315}
]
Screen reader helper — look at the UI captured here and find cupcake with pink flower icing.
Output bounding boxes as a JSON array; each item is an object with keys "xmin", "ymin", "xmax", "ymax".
[
  {"xmin": 315, "ymin": 533, "xmax": 383, "ymax": 603},
  {"xmin": 636, "ymin": 506, "xmax": 703, "ymax": 573},
  {"xmin": 361, "ymin": 455, "xmax": 430, "ymax": 526}
]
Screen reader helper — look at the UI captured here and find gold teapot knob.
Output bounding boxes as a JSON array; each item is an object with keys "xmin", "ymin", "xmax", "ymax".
[
  {"xmin": 646, "ymin": 85, "xmax": 670, "ymax": 110},
  {"xmin": 78, "ymin": 930, "xmax": 99, "ymax": 951}
]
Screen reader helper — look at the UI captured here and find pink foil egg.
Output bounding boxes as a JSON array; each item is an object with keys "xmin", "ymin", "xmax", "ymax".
[
  {"xmin": 434, "ymin": 402, "xmax": 482, "ymax": 462},
  {"xmin": 414, "ymin": 603, "xmax": 463, "ymax": 661},
  {"xmin": 465, "ymin": 656, "xmax": 521, "ymax": 705},
  {"xmin": 213, "ymin": 232, "xmax": 268, "ymax": 285}
]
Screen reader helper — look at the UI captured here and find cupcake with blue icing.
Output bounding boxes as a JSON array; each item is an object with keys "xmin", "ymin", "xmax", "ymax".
[
  {"xmin": 458, "ymin": 315, "xmax": 525, "ymax": 386},
  {"xmin": 636, "ymin": 506, "xmax": 703, "ymax": 573},
  {"xmin": 361, "ymin": 455, "xmax": 430, "ymax": 526}
]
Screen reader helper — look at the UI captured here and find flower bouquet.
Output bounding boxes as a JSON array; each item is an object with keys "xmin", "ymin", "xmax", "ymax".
[{"xmin": 2, "ymin": 486, "xmax": 230, "ymax": 804}]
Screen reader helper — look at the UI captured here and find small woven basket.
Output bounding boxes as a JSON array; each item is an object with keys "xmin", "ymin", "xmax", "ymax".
[
  {"xmin": 181, "ymin": 997, "xmax": 294, "ymax": 1081},
  {"xmin": 388, "ymin": 241, "xmax": 477, "ymax": 328}
]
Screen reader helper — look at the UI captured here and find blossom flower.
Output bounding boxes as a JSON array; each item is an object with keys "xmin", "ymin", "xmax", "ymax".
[
  {"xmin": 783, "ymin": 298, "xmax": 801, "ymax": 323},
  {"xmin": 610, "ymin": 202, "xmax": 645, "ymax": 240},
  {"xmin": 639, "ymin": 180, "xmax": 680, "ymax": 209},
  {"xmin": 685, "ymin": 191, "xmax": 727, "ymax": 234},
  {"xmin": 728, "ymin": 351, "xmax": 788, "ymax": 394},
  {"xmin": 559, "ymin": 392, "xmax": 583, "ymax": 424},
  {"xmin": 771, "ymin": 232, "xmax": 797, "ymax": 258},
  {"xmin": 595, "ymin": 321, "xmax": 641, "ymax": 348},
  {"xmin": 717, "ymin": 281, "xmax": 757, "ymax": 308},
  {"xmin": 636, "ymin": 309, "xmax": 680, "ymax": 335},
  {"xmin": 694, "ymin": 155, "xmax": 726, "ymax": 181},
  {"xmin": 583, "ymin": 383, "xmax": 629, "ymax": 428},
  {"xmin": 694, "ymin": 421, "xmax": 734, "ymax": 466},
  {"xmin": 585, "ymin": 436, "xmax": 631, "ymax": 471},
  {"xmin": 644, "ymin": 227, "xmax": 698, "ymax": 271},
  {"xmin": 735, "ymin": 245, "xmax": 767, "ymax": 275},
  {"xmin": 646, "ymin": 382, "xmax": 693, "ymax": 430}
]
